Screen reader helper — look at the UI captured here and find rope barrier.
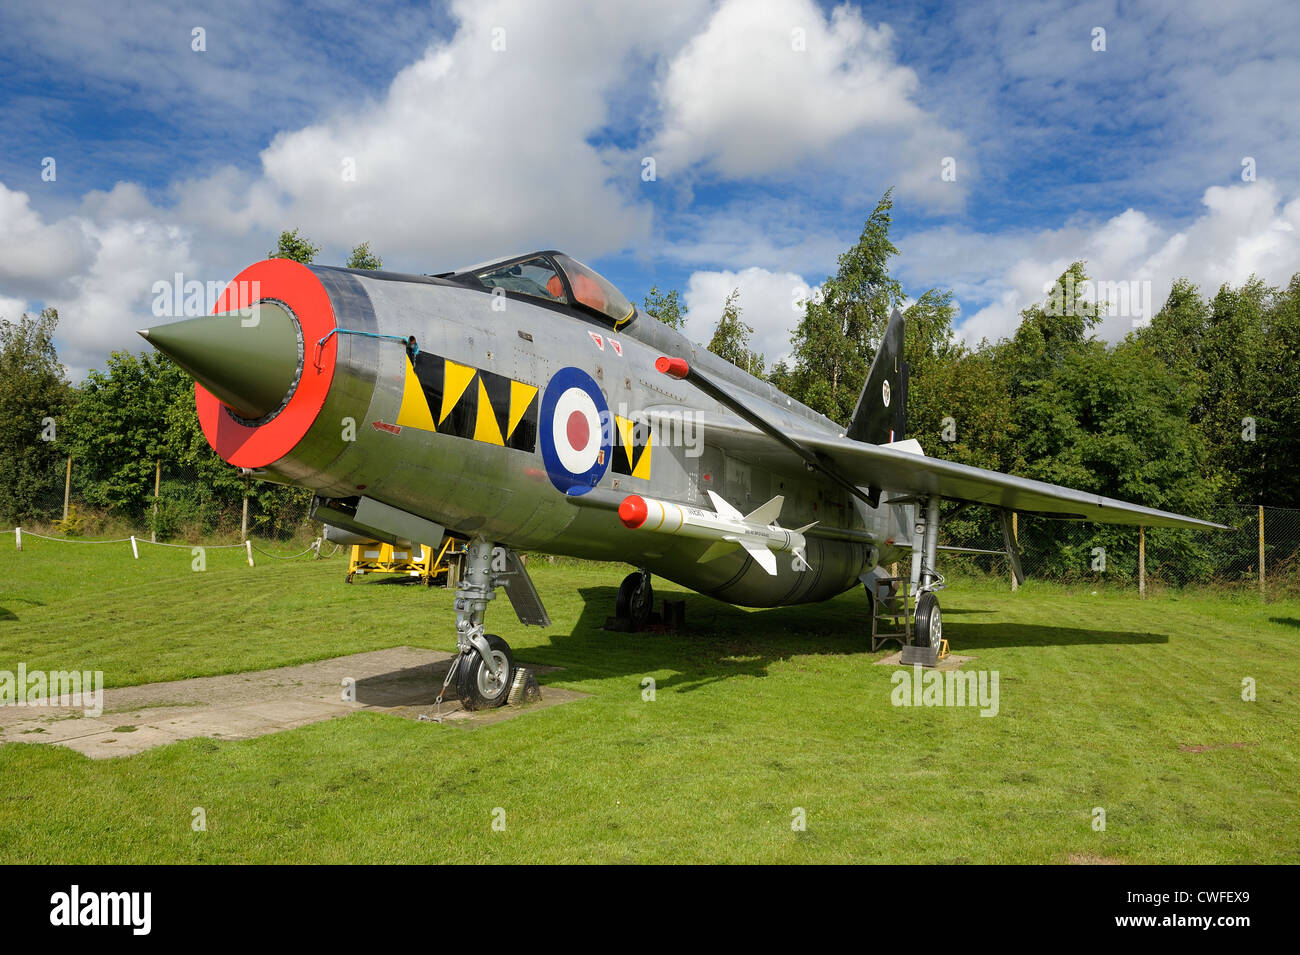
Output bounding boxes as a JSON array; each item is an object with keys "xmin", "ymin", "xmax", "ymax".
[
  {"xmin": 10, "ymin": 526, "xmax": 336, "ymax": 561},
  {"xmin": 13, "ymin": 530, "xmax": 134, "ymax": 544}
]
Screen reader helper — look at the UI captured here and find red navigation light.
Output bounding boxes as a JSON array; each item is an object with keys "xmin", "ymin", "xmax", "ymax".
[{"xmin": 655, "ymin": 356, "xmax": 690, "ymax": 379}]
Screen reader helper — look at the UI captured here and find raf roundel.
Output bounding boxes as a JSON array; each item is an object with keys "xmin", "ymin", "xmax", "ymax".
[{"xmin": 540, "ymin": 366, "xmax": 611, "ymax": 495}]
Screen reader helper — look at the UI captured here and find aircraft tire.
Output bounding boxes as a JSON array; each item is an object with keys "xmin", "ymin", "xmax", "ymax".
[
  {"xmin": 914, "ymin": 592, "xmax": 942, "ymax": 648},
  {"xmin": 457, "ymin": 634, "xmax": 514, "ymax": 710},
  {"xmin": 617, "ymin": 572, "xmax": 653, "ymax": 627}
]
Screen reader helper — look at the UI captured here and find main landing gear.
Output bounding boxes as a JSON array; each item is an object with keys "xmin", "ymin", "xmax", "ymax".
[
  {"xmin": 436, "ymin": 537, "xmax": 550, "ymax": 712},
  {"xmin": 616, "ymin": 570, "xmax": 653, "ymax": 628},
  {"xmin": 866, "ymin": 496, "xmax": 945, "ymax": 654}
]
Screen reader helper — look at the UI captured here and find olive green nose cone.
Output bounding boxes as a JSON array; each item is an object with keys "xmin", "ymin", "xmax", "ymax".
[{"xmin": 138, "ymin": 302, "xmax": 302, "ymax": 420}]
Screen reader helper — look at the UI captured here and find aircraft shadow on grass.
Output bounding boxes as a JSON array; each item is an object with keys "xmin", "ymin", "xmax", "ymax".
[
  {"xmin": 507, "ymin": 586, "xmax": 1168, "ymax": 694},
  {"xmin": 0, "ymin": 596, "xmax": 45, "ymax": 623}
]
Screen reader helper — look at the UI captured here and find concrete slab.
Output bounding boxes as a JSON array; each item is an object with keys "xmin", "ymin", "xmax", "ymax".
[
  {"xmin": 0, "ymin": 646, "xmax": 584, "ymax": 759},
  {"xmin": 873, "ymin": 650, "xmax": 976, "ymax": 671}
]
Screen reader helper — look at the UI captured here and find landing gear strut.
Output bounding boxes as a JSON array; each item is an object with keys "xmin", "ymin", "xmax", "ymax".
[
  {"xmin": 446, "ymin": 537, "xmax": 514, "ymax": 711},
  {"xmin": 911, "ymin": 496, "xmax": 945, "ymax": 648}
]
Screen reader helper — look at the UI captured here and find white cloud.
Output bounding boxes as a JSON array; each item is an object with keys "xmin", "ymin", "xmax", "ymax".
[
  {"xmin": 683, "ymin": 266, "xmax": 809, "ymax": 368},
  {"xmin": 0, "ymin": 294, "xmax": 29, "ymax": 323},
  {"xmin": 0, "ymin": 183, "xmax": 96, "ymax": 298},
  {"xmin": 0, "ymin": 0, "xmax": 714, "ymax": 376},
  {"xmin": 936, "ymin": 181, "xmax": 1300, "ymax": 346},
  {"xmin": 652, "ymin": 0, "xmax": 967, "ymax": 208}
]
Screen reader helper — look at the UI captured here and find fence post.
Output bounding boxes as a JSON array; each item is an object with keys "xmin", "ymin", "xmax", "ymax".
[
  {"xmin": 240, "ymin": 493, "xmax": 249, "ymax": 541},
  {"xmin": 1139, "ymin": 526, "xmax": 1146, "ymax": 599},
  {"xmin": 62, "ymin": 456, "xmax": 72, "ymax": 523},
  {"xmin": 1258, "ymin": 505, "xmax": 1266, "ymax": 600},
  {"xmin": 15, "ymin": 527, "xmax": 21, "ymax": 551},
  {"xmin": 1010, "ymin": 512, "xmax": 1019, "ymax": 592},
  {"xmin": 151, "ymin": 459, "xmax": 161, "ymax": 543}
]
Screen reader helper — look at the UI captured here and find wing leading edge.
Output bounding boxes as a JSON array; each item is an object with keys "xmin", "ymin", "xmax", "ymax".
[{"xmin": 647, "ymin": 406, "xmax": 1231, "ymax": 532}]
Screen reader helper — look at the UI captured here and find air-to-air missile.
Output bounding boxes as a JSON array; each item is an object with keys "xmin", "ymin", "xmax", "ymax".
[{"xmin": 618, "ymin": 490, "xmax": 814, "ymax": 575}]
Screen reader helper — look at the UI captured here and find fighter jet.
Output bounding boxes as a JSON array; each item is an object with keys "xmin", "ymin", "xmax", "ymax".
[{"xmin": 139, "ymin": 251, "xmax": 1228, "ymax": 709}]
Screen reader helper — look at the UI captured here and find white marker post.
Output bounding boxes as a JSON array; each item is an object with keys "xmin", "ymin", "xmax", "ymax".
[
  {"xmin": 130, "ymin": 535, "xmax": 139, "ymax": 559},
  {"xmin": 15, "ymin": 527, "xmax": 21, "ymax": 551},
  {"xmin": 245, "ymin": 540, "xmax": 254, "ymax": 567}
]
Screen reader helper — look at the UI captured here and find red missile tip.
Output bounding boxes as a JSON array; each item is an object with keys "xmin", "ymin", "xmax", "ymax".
[
  {"xmin": 619, "ymin": 494, "xmax": 648, "ymax": 529},
  {"xmin": 655, "ymin": 356, "xmax": 689, "ymax": 379}
]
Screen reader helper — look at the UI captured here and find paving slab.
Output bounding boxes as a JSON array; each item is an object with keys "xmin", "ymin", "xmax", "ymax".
[{"xmin": 0, "ymin": 646, "xmax": 584, "ymax": 758}]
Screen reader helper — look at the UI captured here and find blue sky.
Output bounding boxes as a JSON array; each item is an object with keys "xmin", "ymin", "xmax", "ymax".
[{"xmin": 2, "ymin": 0, "xmax": 1298, "ymax": 377}]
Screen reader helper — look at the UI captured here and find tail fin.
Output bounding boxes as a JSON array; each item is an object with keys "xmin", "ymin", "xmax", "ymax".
[{"xmin": 846, "ymin": 308, "xmax": 908, "ymax": 444}]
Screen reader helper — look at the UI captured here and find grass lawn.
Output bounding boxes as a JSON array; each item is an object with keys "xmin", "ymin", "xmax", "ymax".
[{"xmin": 1, "ymin": 532, "xmax": 1297, "ymax": 863}]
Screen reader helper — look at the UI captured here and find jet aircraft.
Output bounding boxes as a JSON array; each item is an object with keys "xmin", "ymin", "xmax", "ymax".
[{"xmin": 140, "ymin": 251, "xmax": 1228, "ymax": 708}]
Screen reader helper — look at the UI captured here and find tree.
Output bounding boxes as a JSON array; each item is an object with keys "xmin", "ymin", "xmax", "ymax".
[
  {"xmin": 346, "ymin": 241, "xmax": 383, "ymax": 270},
  {"xmin": 269, "ymin": 229, "xmax": 319, "ymax": 264},
  {"xmin": 707, "ymin": 288, "xmax": 765, "ymax": 375},
  {"xmin": 1000, "ymin": 260, "xmax": 1106, "ymax": 394},
  {"xmin": 642, "ymin": 285, "xmax": 687, "ymax": 330},
  {"xmin": 781, "ymin": 190, "xmax": 907, "ymax": 422},
  {"xmin": 0, "ymin": 308, "xmax": 72, "ymax": 522},
  {"xmin": 1136, "ymin": 273, "xmax": 1300, "ymax": 507},
  {"xmin": 63, "ymin": 351, "xmax": 189, "ymax": 517}
]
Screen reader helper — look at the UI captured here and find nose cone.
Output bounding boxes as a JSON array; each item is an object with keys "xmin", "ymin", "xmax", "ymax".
[{"xmin": 139, "ymin": 302, "xmax": 302, "ymax": 420}]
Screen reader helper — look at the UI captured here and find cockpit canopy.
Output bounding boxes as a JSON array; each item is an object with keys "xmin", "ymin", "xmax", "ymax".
[{"xmin": 447, "ymin": 251, "xmax": 636, "ymax": 326}]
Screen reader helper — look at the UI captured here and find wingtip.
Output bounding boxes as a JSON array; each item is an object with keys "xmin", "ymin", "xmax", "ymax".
[{"xmin": 136, "ymin": 328, "xmax": 150, "ymax": 339}]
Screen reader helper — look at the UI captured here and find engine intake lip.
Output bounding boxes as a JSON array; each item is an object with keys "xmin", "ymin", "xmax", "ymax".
[{"xmin": 196, "ymin": 258, "xmax": 339, "ymax": 468}]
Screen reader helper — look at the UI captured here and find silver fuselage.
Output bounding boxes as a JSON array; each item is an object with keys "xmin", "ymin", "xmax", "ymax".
[{"xmin": 266, "ymin": 267, "xmax": 912, "ymax": 607}]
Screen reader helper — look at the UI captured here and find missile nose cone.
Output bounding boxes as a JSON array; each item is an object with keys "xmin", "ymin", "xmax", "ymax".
[{"xmin": 140, "ymin": 302, "xmax": 302, "ymax": 420}]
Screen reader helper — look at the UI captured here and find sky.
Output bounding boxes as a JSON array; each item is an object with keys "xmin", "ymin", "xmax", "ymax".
[{"xmin": 1, "ymin": 0, "xmax": 1298, "ymax": 379}]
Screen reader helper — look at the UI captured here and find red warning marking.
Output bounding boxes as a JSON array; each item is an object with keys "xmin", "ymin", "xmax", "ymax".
[
  {"xmin": 372, "ymin": 420, "xmax": 402, "ymax": 435},
  {"xmin": 609, "ymin": 338, "xmax": 623, "ymax": 357},
  {"xmin": 589, "ymin": 331, "xmax": 605, "ymax": 350}
]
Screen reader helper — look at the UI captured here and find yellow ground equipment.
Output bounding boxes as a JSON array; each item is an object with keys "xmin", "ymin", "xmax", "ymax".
[{"xmin": 346, "ymin": 537, "xmax": 462, "ymax": 586}]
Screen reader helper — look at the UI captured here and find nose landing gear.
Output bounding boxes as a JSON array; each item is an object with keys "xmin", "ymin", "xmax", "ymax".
[{"xmin": 436, "ymin": 537, "xmax": 548, "ymax": 712}]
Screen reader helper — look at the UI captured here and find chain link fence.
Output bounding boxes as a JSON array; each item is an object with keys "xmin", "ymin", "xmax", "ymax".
[
  {"xmin": 938, "ymin": 503, "xmax": 1300, "ymax": 595},
  {"xmin": 20, "ymin": 454, "xmax": 316, "ymax": 545},
  {"xmin": 16, "ymin": 452, "xmax": 1300, "ymax": 595}
]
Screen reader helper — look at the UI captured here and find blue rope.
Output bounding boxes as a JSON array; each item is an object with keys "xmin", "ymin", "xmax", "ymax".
[{"xmin": 314, "ymin": 328, "xmax": 417, "ymax": 368}]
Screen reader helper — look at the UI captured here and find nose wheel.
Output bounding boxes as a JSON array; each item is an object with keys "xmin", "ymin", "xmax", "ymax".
[{"xmin": 456, "ymin": 634, "xmax": 514, "ymax": 710}]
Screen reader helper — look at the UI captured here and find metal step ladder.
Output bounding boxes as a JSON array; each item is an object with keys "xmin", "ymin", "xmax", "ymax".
[{"xmin": 869, "ymin": 574, "xmax": 915, "ymax": 652}]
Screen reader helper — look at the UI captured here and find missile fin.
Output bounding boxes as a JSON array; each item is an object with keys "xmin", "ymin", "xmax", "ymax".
[
  {"xmin": 739, "ymin": 539, "xmax": 778, "ymax": 575},
  {"xmin": 697, "ymin": 539, "xmax": 737, "ymax": 563},
  {"xmin": 794, "ymin": 521, "xmax": 817, "ymax": 534},
  {"xmin": 743, "ymin": 495, "xmax": 784, "ymax": 527},
  {"xmin": 706, "ymin": 489, "xmax": 743, "ymax": 521}
]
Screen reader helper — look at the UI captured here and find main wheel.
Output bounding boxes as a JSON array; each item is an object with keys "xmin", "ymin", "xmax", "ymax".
[
  {"xmin": 616, "ymin": 572, "xmax": 653, "ymax": 627},
  {"xmin": 456, "ymin": 634, "xmax": 514, "ymax": 710},
  {"xmin": 914, "ymin": 592, "xmax": 942, "ymax": 648}
]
